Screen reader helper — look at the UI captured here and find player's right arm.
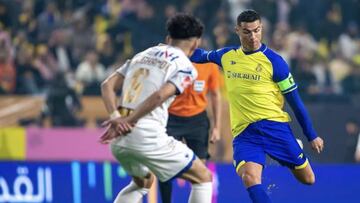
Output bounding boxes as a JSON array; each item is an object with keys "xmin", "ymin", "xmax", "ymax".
[
  {"xmin": 190, "ymin": 47, "xmax": 237, "ymax": 67},
  {"xmin": 101, "ymin": 72, "xmax": 124, "ymax": 118},
  {"xmin": 126, "ymin": 82, "xmax": 177, "ymax": 123},
  {"xmin": 102, "ymin": 64, "xmax": 197, "ymax": 137},
  {"xmin": 100, "ymin": 61, "xmax": 131, "ymax": 144}
]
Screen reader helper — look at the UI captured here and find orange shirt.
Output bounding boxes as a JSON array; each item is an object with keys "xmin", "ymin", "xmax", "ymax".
[
  {"xmin": 169, "ymin": 63, "xmax": 220, "ymax": 117},
  {"xmin": 0, "ymin": 62, "xmax": 16, "ymax": 93}
]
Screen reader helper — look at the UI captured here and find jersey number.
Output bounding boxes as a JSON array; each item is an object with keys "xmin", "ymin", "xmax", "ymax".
[{"xmin": 123, "ymin": 68, "xmax": 150, "ymax": 103}]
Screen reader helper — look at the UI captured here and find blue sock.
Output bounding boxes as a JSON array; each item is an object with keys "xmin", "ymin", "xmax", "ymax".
[{"xmin": 247, "ymin": 184, "xmax": 271, "ymax": 203}]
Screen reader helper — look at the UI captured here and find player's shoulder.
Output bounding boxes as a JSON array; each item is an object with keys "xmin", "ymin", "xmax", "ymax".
[
  {"xmin": 262, "ymin": 45, "xmax": 288, "ymax": 66},
  {"xmin": 262, "ymin": 45, "xmax": 284, "ymax": 60},
  {"xmin": 215, "ymin": 46, "xmax": 240, "ymax": 56}
]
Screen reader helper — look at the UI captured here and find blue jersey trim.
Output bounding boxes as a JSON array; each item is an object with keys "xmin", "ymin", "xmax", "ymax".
[
  {"xmin": 164, "ymin": 153, "xmax": 196, "ymax": 183},
  {"xmin": 242, "ymin": 43, "xmax": 267, "ymax": 55},
  {"xmin": 178, "ymin": 70, "xmax": 192, "ymax": 74}
]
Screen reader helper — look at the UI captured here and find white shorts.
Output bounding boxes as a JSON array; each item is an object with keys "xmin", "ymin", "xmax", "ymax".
[{"xmin": 110, "ymin": 136, "xmax": 195, "ymax": 182}]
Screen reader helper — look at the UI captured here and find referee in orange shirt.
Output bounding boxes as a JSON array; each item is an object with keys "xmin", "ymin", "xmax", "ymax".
[{"xmin": 159, "ymin": 62, "xmax": 222, "ymax": 203}]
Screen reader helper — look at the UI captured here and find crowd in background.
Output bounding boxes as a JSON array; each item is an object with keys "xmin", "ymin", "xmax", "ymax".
[
  {"xmin": 0, "ymin": 0, "xmax": 360, "ymax": 163},
  {"xmin": 0, "ymin": 0, "xmax": 359, "ymax": 99}
]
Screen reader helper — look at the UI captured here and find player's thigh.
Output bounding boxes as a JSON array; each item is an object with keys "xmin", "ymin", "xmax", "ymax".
[
  {"xmin": 110, "ymin": 143, "xmax": 151, "ymax": 179},
  {"xmin": 139, "ymin": 137, "xmax": 196, "ymax": 183},
  {"xmin": 233, "ymin": 125, "xmax": 266, "ymax": 173},
  {"xmin": 180, "ymin": 157, "xmax": 212, "ymax": 184},
  {"xmin": 261, "ymin": 120, "xmax": 308, "ymax": 169},
  {"xmin": 291, "ymin": 162, "xmax": 315, "ymax": 185}
]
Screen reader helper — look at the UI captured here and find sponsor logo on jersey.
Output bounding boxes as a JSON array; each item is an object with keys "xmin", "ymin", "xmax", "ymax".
[{"xmin": 226, "ymin": 71, "xmax": 261, "ymax": 81}]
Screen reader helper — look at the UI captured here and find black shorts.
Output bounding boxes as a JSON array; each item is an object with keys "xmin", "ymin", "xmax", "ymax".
[{"xmin": 166, "ymin": 111, "xmax": 210, "ymax": 159}]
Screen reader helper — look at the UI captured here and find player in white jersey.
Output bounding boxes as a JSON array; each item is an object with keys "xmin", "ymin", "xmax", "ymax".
[{"xmin": 100, "ymin": 14, "xmax": 213, "ymax": 203}]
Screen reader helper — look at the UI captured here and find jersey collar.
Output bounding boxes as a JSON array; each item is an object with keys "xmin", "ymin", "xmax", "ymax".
[{"xmin": 241, "ymin": 43, "xmax": 267, "ymax": 55}]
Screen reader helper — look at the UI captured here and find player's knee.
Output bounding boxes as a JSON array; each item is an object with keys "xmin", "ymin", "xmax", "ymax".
[
  {"xmin": 133, "ymin": 173, "xmax": 154, "ymax": 189},
  {"xmin": 302, "ymin": 174, "xmax": 315, "ymax": 185},
  {"xmin": 241, "ymin": 171, "xmax": 261, "ymax": 187},
  {"xmin": 201, "ymin": 169, "xmax": 213, "ymax": 183}
]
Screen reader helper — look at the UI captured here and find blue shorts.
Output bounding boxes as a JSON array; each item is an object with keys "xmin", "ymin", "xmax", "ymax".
[{"xmin": 233, "ymin": 120, "xmax": 308, "ymax": 172}]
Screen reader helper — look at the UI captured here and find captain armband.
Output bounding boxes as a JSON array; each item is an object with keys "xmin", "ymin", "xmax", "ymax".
[{"xmin": 277, "ymin": 73, "xmax": 297, "ymax": 94}]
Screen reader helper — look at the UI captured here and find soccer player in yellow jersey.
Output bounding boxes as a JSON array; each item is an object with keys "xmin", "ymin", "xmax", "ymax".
[{"xmin": 191, "ymin": 10, "xmax": 324, "ymax": 203}]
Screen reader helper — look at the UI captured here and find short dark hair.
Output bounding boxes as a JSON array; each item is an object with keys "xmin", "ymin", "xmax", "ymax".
[
  {"xmin": 166, "ymin": 13, "xmax": 204, "ymax": 39},
  {"xmin": 237, "ymin": 9, "xmax": 261, "ymax": 25}
]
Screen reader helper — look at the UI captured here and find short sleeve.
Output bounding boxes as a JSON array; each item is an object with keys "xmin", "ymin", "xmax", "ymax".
[
  {"xmin": 116, "ymin": 59, "xmax": 131, "ymax": 76},
  {"xmin": 168, "ymin": 66, "xmax": 198, "ymax": 95}
]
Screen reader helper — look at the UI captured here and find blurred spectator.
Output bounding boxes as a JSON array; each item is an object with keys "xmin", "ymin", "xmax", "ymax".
[
  {"xmin": 328, "ymin": 52, "xmax": 352, "ymax": 94},
  {"xmin": 294, "ymin": 59, "xmax": 320, "ymax": 97},
  {"xmin": 338, "ymin": 22, "xmax": 359, "ymax": 61},
  {"xmin": 33, "ymin": 44, "xmax": 58, "ymax": 81},
  {"xmin": 344, "ymin": 119, "xmax": 360, "ymax": 163},
  {"xmin": 15, "ymin": 45, "xmax": 45, "ymax": 94},
  {"xmin": 322, "ymin": 2, "xmax": 343, "ymax": 44},
  {"xmin": 341, "ymin": 63, "xmax": 360, "ymax": 96},
  {"xmin": 0, "ymin": 38, "xmax": 15, "ymax": 94},
  {"xmin": 0, "ymin": 0, "xmax": 357, "ymax": 101},
  {"xmin": 96, "ymin": 33, "xmax": 116, "ymax": 68},
  {"xmin": 75, "ymin": 50, "xmax": 106, "ymax": 95},
  {"xmin": 48, "ymin": 29, "xmax": 75, "ymax": 71},
  {"xmin": 312, "ymin": 56, "xmax": 336, "ymax": 95},
  {"xmin": 285, "ymin": 24, "xmax": 318, "ymax": 67},
  {"xmin": 271, "ymin": 22, "xmax": 290, "ymax": 63},
  {"xmin": 43, "ymin": 72, "xmax": 83, "ymax": 127},
  {"xmin": 70, "ymin": 11, "xmax": 95, "ymax": 65},
  {"xmin": 37, "ymin": 1, "xmax": 63, "ymax": 43}
]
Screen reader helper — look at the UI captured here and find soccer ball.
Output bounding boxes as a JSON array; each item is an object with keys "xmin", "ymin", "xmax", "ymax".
[{"xmin": 296, "ymin": 138, "xmax": 304, "ymax": 149}]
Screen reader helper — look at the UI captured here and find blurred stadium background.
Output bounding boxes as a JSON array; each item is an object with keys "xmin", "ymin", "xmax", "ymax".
[{"xmin": 0, "ymin": 0, "xmax": 359, "ymax": 202}]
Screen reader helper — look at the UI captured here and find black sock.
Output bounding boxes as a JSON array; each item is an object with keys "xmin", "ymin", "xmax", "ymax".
[{"xmin": 159, "ymin": 180, "xmax": 173, "ymax": 203}]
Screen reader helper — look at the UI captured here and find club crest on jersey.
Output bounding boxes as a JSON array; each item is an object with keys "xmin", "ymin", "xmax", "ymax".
[
  {"xmin": 255, "ymin": 64, "xmax": 262, "ymax": 72},
  {"xmin": 181, "ymin": 75, "xmax": 192, "ymax": 88}
]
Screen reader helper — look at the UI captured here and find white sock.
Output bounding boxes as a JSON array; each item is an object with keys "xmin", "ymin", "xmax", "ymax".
[
  {"xmin": 113, "ymin": 181, "xmax": 149, "ymax": 203},
  {"xmin": 188, "ymin": 182, "xmax": 212, "ymax": 203}
]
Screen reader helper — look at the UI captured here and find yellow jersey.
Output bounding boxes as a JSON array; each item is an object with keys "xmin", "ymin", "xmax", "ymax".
[{"xmin": 191, "ymin": 44, "xmax": 297, "ymax": 137}]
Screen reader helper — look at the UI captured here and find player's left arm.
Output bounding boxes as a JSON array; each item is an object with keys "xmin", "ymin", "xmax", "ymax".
[
  {"xmin": 208, "ymin": 64, "xmax": 222, "ymax": 143},
  {"xmin": 273, "ymin": 55, "xmax": 324, "ymax": 153}
]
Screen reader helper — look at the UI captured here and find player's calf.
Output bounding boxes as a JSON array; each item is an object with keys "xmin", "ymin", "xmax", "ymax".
[
  {"xmin": 292, "ymin": 164, "xmax": 315, "ymax": 185},
  {"xmin": 181, "ymin": 158, "xmax": 213, "ymax": 203},
  {"xmin": 113, "ymin": 173, "xmax": 154, "ymax": 203}
]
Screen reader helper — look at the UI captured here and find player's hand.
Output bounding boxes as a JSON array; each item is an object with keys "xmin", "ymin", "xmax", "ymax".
[
  {"xmin": 210, "ymin": 127, "xmax": 221, "ymax": 144},
  {"xmin": 101, "ymin": 117, "xmax": 134, "ymax": 135},
  {"xmin": 99, "ymin": 125, "xmax": 119, "ymax": 144},
  {"xmin": 310, "ymin": 137, "xmax": 324, "ymax": 154}
]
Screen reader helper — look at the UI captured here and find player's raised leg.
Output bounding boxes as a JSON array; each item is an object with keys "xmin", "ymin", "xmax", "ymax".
[
  {"xmin": 237, "ymin": 162, "xmax": 271, "ymax": 203},
  {"xmin": 291, "ymin": 163, "xmax": 315, "ymax": 185},
  {"xmin": 180, "ymin": 158, "xmax": 213, "ymax": 203},
  {"xmin": 114, "ymin": 173, "xmax": 154, "ymax": 203}
]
